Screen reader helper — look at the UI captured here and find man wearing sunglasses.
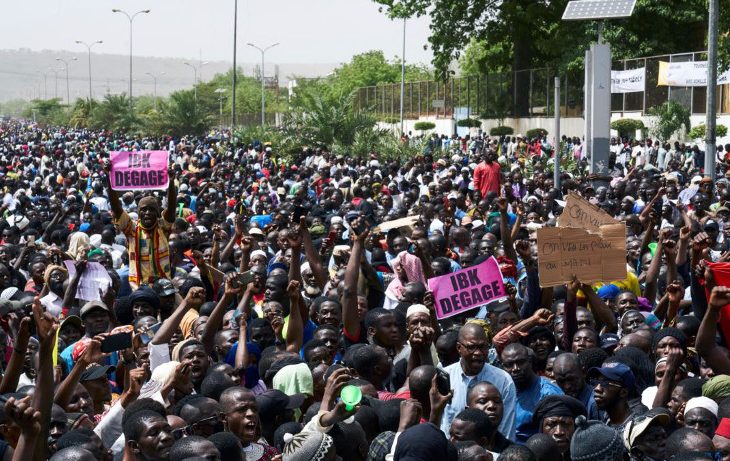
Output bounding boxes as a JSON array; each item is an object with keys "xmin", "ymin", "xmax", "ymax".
[
  {"xmin": 439, "ymin": 323, "xmax": 517, "ymax": 441},
  {"xmin": 174, "ymin": 395, "xmax": 224, "ymax": 438},
  {"xmin": 588, "ymin": 363, "xmax": 641, "ymax": 429}
]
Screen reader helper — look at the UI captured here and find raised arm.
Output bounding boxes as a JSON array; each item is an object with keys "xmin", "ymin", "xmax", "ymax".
[
  {"xmin": 234, "ymin": 318, "xmax": 249, "ymax": 372},
  {"xmin": 285, "ymin": 281, "xmax": 304, "ymax": 353},
  {"xmin": 695, "ymin": 286, "xmax": 730, "ymax": 375},
  {"xmin": 580, "ymin": 283, "xmax": 617, "ymax": 332},
  {"xmin": 676, "ymin": 225, "xmax": 691, "ymax": 267},
  {"xmin": 163, "ymin": 168, "xmax": 178, "ymax": 224},
  {"xmin": 201, "ymin": 275, "xmax": 240, "ymax": 356},
  {"xmin": 342, "ymin": 224, "xmax": 368, "ymax": 341},
  {"xmin": 63, "ymin": 259, "xmax": 87, "ymax": 311},
  {"xmin": 54, "ymin": 338, "xmax": 102, "ymax": 409},
  {"xmin": 496, "ymin": 197, "xmax": 518, "ymax": 264},
  {"xmin": 0, "ymin": 318, "xmax": 31, "ymax": 394},
  {"xmin": 301, "ymin": 217, "xmax": 328, "ymax": 290},
  {"xmin": 30, "ymin": 297, "xmax": 58, "ymax": 461},
  {"xmin": 104, "ymin": 167, "xmax": 123, "ymax": 220},
  {"xmin": 151, "ymin": 287, "xmax": 205, "ymax": 346}
]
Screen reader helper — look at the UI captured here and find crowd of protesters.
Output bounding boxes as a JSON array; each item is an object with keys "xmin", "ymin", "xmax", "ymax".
[{"xmin": 2, "ymin": 117, "xmax": 730, "ymax": 461}]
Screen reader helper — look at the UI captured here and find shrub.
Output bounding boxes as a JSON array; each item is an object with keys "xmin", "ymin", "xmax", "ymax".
[
  {"xmin": 611, "ymin": 118, "xmax": 645, "ymax": 139},
  {"xmin": 457, "ymin": 118, "xmax": 482, "ymax": 128},
  {"xmin": 647, "ymin": 101, "xmax": 691, "ymax": 141},
  {"xmin": 688, "ymin": 123, "xmax": 728, "ymax": 139},
  {"xmin": 490, "ymin": 126, "xmax": 514, "ymax": 136},
  {"xmin": 525, "ymin": 128, "xmax": 548, "ymax": 139},
  {"xmin": 414, "ymin": 121, "xmax": 436, "ymax": 131},
  {"xmin": 381, "ymin": 117, "xmax": 399, "ymax": 124}
]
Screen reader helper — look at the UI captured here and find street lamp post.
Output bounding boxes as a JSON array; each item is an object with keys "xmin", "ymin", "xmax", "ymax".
[
  {"xmin": 247, "ymin": 42, "xmax": 279, "ymax": 126},
  {"xmin": 145, "ymin": 72, "xmax": 165, "ymax": 110},
  {"xmin": 215, "ymin": 88, "xmax": 227, "ymax": 128},
  {"xmin": 184, "ymin": 61, "xmax": 208, "ymax": 103},
  {"xmin": 55, "ymin": 57, "xmax": 78, "ymax": 105},
  {"xmin": 75, "ymin": 40, "xmax": 103, "ymax": 102},
  {"xmin": 49, "ymin": 68, "xmax": 61, "ymax": 99},
  {"xmin": 400, "ymin": 18, "xmax": 406, "ymax": 133},
  {"xmin": 112, "ymin": 8, "xmax": 150, "ymax": 112},
  {"xmin": 232, "ymin": 0, "xmax": 238, "ymax": 127}
]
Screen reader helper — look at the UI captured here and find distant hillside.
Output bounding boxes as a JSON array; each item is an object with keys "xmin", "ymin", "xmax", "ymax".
[{"xmin": 0, "ymin": 49, "xmax": 338, "ymax": 102}]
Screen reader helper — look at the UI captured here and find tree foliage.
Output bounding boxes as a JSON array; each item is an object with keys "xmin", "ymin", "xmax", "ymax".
[
  {"xmin": 611, "ymin": 119, "xmax": 646, "ymax": 138},
  {"xmin": 688, "ymin": 123, "xmax": 729, "ymax": 139},
  {"xmin": 648, "ymin": 101, "xmax": 691, "ymax": 141},
  {"xmin": 374, "ymin": 0, "xmax": 730, "ymax": 78}
]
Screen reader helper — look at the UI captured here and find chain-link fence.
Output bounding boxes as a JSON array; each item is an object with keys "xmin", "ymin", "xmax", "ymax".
[{"xmin": 355, "ymin": 50, "xmax": 730, "ymax": 120}]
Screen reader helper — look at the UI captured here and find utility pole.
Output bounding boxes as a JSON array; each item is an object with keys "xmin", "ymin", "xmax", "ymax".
[
  {"xmin": 705, "ymin": 0, "xmax": 719, "ymax": 180},
  {"xmin": 146, "ymin": 72, "xmax": 165, "ymax": 110},
  {"xmin": 232, "ymin": 0, "xmax": 238, "ymax": 127},
  {"xmin": 55, "ymin": 57, "xmax": 77, "ymax": 105},
  {"xmin": 247, "ymin": 42, "xmax": 279, "ymax": 126},
  {"xmin": 75, "ymin": 40, "xmax": 103, "ymax": 102},
  {"xmin": 554, "ymin": 76, "xmax": 561, "ymax": 190},
  {"xmin": 112, "ymin": 8, "xmax": 151, "ymax": 113},
  {"xmin": 400, "ymin": 18, "xmax": 406, "ymax": 134}
]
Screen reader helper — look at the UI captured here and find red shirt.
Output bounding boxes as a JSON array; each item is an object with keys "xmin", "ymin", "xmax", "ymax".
[{"xmin": 473, "ymin": 161, "xmax": 501, "ymax": 196}]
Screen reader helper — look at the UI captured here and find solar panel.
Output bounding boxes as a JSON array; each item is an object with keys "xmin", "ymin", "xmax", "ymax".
[{"xmin": 562, "ymin": 0, "xmax": 637, "ymax": 20}]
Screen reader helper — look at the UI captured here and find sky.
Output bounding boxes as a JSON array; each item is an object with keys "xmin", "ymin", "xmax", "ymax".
[{"xmin": 1, "ymin": 0, "xmax": 435, "ymax": 66}]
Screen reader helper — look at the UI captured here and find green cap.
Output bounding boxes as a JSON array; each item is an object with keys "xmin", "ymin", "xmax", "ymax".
[{"xmin": 340, "ymin": 385, "xmax": 362, "ymax": 411}]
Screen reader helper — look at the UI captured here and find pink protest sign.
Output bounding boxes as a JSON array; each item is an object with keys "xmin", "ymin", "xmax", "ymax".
[
  {"xmin": 427, "ymin": 256, "xmax": 506, "ymax": 320},
  {"xmin": 110, "ymin": 151, "xmax": 169, "ymax": 191}
]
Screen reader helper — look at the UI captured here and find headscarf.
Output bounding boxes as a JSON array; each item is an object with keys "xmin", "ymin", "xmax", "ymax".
[
  {"xmin": 273, "ymin": 362, "xmax": 313, "ymax": 397},
  {"xmin": 67, "ymin": 232, "xmax": 91, "ymax": 260},
  {"xmin": 282, "ymin": 431, "xmax": 334, "ymax": 461},
  {"xmin": 532, "ymin": 395, "xmax": 587, "ymax": 429},
  {"xmin": 225, "ymin": 341, "xmax": 262, "ymax": 389},
  {"xmin": 129, "ymin": 287, "xmax": 161, "ymax": 311},
  {"xmin": 684, "ymin": 396, "xmax": 719, "ymax": 416},
  {"xmin": 703, "ymin": 375, "xmax": 730, "ymax": 401},
  {"xmin": 386, "ymin": 251, "xmax": 427, "ymax": 300},
  {"xmin": 465, "ymin": 319, "xmax": 493, "ymax": 344},
  {"xmin": 171, "ymin": 338, "xmax": 199, "ymax": 363},
  {"xmin": 44, "ymin": 264, "xmax": 68, "ymax": 285}
]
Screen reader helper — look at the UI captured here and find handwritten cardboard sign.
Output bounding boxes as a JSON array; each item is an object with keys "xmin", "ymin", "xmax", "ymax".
[
  {"xmin": 110, "ymin": 150, "xmax": 169, "ymax": 191},
  {"xmin": 557, "ymin": 192, "xmax": 619, "ymax": 232},
  {"xmin": 373, "ymin": 216, "xmax": 419, "ymax": 237},
  {"xmin": 537, "ymin": 223, "xmax": 626, "ymax": 287},
  {"xmin": 427, "ymin": 257, "xmax": 505, "ymax": 319}
]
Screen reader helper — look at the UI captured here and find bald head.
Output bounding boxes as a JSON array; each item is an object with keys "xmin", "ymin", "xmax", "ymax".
[
  {"xmin": 50, "ymin": 447, "xmax": 96, "ymax": 461},
  {"xmin": 459, "ymin": 323, "xmax": 487, "ymax": 342},
  {"xmin": 552, "ymin": 353, "xmax": 584, "ymax": 398},
  {"xmin": 219, "ymin": 387, "xmax": 255, "ymax": 408}
]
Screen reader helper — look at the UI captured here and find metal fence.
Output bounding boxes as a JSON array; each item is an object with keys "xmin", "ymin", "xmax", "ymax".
[{"xmin": 354, "ymin": 50, "xmax": 730, "ymax": 120}]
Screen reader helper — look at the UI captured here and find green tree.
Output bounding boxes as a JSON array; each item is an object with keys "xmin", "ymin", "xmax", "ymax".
[
  {"xmin": 375, "ymin": 0, "xmax": 730, "ymax": 79},
  {"xmin": 88, "ymin": 94, "xmax": 136, "ymax": 132},
  {"xmin": 648, "ymin": 101, "xmax": 691, "ymax": 141},
  {"xmin": 22, "ymin": 98, "xmax": 68, "ymax": 125},
  {"xmin": 155, "ymin": 90, "xmax": 215, "ymax": 137}
]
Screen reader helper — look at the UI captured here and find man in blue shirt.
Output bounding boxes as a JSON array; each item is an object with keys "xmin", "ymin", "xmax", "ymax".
[
  {"xmin": 552, "ymin": 353, "xmax": 600, "ymax": 420},
  {"xmin": 439, "ymin": 323, "xmax": 517, "ymax": 440},
  {"xmin": 501, "ymin": 342, "xmax": 563, "ymax": 442}
]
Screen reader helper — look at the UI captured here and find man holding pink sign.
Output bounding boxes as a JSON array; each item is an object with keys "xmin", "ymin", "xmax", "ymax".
[{"xmin": 105, "ymin": 151, "xmax": 177, "ymax": 289}]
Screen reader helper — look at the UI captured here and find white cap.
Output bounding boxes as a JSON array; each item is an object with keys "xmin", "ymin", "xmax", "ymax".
[{"xmin": 684, "ymin": 396, "xmax": 719, "ymax": 416}]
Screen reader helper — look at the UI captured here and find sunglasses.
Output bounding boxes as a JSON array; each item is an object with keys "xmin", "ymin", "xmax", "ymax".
[
  {"xmin": 588, "ymin": 378, "xmax": 623, "ymax": 389},
  {"xmin": 171, "ymin": 414, "xmax": 221, "ymax": 440}
]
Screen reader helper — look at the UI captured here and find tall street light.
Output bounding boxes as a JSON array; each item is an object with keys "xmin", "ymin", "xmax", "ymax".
[
  {"xmin": 48, "ymin": 68, "xmax": 61, "ymax": 99},
  {"xmin": 184, "ymin": 61, "xmax": 208, "ymax": 101},
  {"xmin": 247, "ymin": 42, "xmax": 279, "ymax": 126},
  {"xmin": 55, "ymin": 57, "xmax": 77, "ymax": 105},
  {"xmin": 75, "ymin": 40, "xmax": 103, "ymax": 102},
  {"xmin": 400, "ymin": 18, "xmax": 406, "ymax": 133},
  {"xmin": 215, "ymin": 88, "xmax": 227, "ymax": 128},
  {"xmin": 232, "ymin": 0, "xmax": 238, "ymax": 127},
  {"xmin": 145, "ymin": 72, "xmax": 165, "ymax": 109},
  {"xmin": 112, "ymin": 8, "xmax": 151, "ymax": 112}
]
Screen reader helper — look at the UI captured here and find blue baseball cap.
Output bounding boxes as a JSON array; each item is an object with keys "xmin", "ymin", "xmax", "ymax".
[{"xmin": 588, "ymin": 363, "xmax": 635, "ymax": 389}]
